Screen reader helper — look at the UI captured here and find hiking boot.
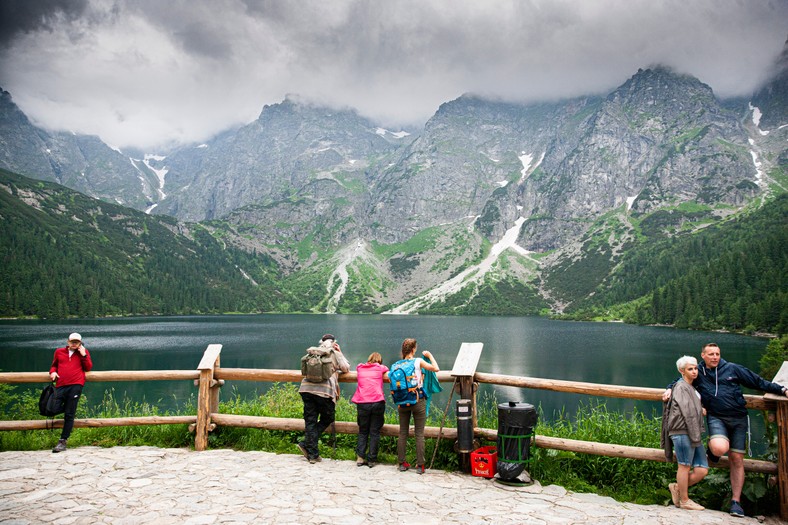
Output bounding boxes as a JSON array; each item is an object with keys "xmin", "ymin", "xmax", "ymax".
[
  {"xmin": 398, "ymin": 461, "xmax": 411, "ymax": 471},
  {"xmin": 706, "ymin": 445, "xmax": 720, "ymax": 465},
  {"xmin": 356, "ymin": 456, "xmax": 367, "ymax": 467},
  {"xmin": 296, "ymin": 442, "xmax": 309, "ymax": 460},
  {"xmin": 52, "ymin": 439, "xmax": 67, "ymax": 453},
  {"xmin": 668, "ymin": 483, "xmax": 679, "ymax": 507},
  {"xmin": 679, "ymin": 498, "xmax": 704, "ymax": 511},
  {"xmin": 729, "ymin": 500, "xmax": 745, "ymax": 517},
  {"xmin": 367, "ymin": 461, "xmax": 377, "ymax": 468},
  {"xmin": 415, "ymin": 464, "xmax": 425, "ymax": 475},
  {"xmin": 308, "ymin": 456, "xmax": 322, "ymax": 464}
]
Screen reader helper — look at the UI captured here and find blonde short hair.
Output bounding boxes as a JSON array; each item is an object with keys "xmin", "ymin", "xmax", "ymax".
[
  {"xmin": 676, "ymin": 355, "xmax": 697, "ymax": 373},
  {"xmin": 367, "ymin": 352, "xmax": 382, "ymax": 364}
]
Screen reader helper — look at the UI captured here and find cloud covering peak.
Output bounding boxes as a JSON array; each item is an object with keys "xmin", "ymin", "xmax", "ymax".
[{"xmin": 1, "ymin": 0, "xmax": 786, "ymax": 151}]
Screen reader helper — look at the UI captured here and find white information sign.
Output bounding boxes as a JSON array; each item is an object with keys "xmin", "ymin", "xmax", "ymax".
[{"xmin": 450, "ymin": 342, "xmax": 484, "ymax": 377}]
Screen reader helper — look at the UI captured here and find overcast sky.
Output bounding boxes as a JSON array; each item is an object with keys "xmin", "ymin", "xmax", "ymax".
[{"xmin": 0, "ymin": 0, "xmax": 786, "ymax": 152}]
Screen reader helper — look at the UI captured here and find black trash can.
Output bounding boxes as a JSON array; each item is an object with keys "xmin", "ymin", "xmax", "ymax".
[{"xmin": 496, "ymin": 401, "xmax": 537, "ymax": 481}]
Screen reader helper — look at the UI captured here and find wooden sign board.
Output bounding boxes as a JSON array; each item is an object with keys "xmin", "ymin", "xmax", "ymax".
[
  {"xmin": 197, "ymin": 344, "xmax": 223, "ymax": 370},
  {"xmin": 450, "ymin": 342, "xmax": 484, "ymax": 377}
]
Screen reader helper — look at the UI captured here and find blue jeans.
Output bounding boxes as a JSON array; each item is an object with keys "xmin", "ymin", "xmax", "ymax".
[
  {"xmin": 670, "ymin": 434, "xmax": 709, "ymax": 468},
  {"xmin": 355, "ymin": 401, "xmax": 386, "ymax": 462},
  {"xmin": 707, "ymin": 414, "xmax": 748, "ymax": 454}
]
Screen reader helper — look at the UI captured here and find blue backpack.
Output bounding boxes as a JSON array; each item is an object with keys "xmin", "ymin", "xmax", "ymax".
[{"xmin": 389, "ymin": 358, "xmax": 421, "ymax": 406}]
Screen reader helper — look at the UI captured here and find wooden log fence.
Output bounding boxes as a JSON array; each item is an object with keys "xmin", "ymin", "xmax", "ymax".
[{"xmin": 0, "ymin": 344, "xmax": 785, "ymax": 515}]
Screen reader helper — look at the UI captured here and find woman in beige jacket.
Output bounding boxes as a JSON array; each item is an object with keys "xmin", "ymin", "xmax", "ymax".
[{"xmin": 664, "ymin": 355, "xmax": 709, "ymax": 511}]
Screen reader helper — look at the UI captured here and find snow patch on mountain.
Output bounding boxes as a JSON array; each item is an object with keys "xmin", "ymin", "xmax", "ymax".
[
  {"xmin": 143, "ymin": 154, "xmax": 168, "ymax": 200},
  {"xmin": 375, "ymin": 127, "xmax": 411, "ymax": 138},
  {"xmin": 748, "ymin": 138, "xmax": 766, "ymax": 187},
  {"xmin": 518, "ymin": 151, "xmax": 544, "ymax": 183},
  {"xmin": 749, "ymin": 103, "xmax": 770, "ymax": 136},
  {"xmin": 325, "ymin": 239, "xmax": 371, "ymax": 313},
  {"xmin": 237, "ymin": 266, "xmax": 258, "ymax": 286},
  {"xmin": 518, "ymin": 153, "xmax": 533, "ymax": 182},
  {"xmin": 386, "ymin": 217, "xmax": 536, "ymax": 314}
]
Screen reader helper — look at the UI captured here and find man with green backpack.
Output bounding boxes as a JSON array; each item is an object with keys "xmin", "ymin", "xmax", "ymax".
[{"xmin": 297, "ymin": 334, "xmax": 350, "ymax": 464}]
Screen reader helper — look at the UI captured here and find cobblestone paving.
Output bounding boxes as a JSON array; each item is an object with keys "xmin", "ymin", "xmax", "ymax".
[{"xmin": 0, "ymin": 446, "xmax": 780, "ymax": 524}]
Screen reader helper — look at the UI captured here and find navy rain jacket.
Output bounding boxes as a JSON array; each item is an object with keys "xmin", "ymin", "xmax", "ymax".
[{"xmin": 693, "ymin": 358, "xmax": 784, "ymax": 419}]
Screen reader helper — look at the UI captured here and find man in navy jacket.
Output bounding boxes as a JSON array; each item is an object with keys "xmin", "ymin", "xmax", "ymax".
[{"xmin": 664, "ymin": 343, "xmax": 787, "ymax": 517}]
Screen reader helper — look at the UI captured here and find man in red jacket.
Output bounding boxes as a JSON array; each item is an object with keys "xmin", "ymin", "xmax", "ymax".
[{"xmin": 49, "ymin": 332, "xmax": 93, "ymax": 453}]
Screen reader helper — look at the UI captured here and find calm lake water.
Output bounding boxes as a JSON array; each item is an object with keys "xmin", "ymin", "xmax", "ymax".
[{"xmin": 0, "ymin": 314, "xmax": 773, "ymax": 451}]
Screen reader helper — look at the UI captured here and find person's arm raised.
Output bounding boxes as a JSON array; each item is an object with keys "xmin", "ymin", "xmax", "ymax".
[{"xmin": 421, "ymin": 351, "xmax": 439, "ymax": 372}]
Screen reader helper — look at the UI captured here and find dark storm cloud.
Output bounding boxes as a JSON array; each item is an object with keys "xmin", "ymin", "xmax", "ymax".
[
  {"xmin": 123, "ymin": 2, "xmax": 235, "ymax": 59},
  {"xmin": 0, "ymin": 0, "xmax": 90, "ymax": 46},
  {"xmin": 0, "ymin": 0, "xmax": 786, "ymax": 151}
]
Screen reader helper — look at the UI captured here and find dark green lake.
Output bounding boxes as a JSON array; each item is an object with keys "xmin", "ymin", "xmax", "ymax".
[{"xmin": 0, "ymin": 314, "xmax": 772, "ymax": 451}]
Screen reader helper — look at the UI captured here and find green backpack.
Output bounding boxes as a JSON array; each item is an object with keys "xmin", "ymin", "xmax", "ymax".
[{"xmin": 301, "ymin": 345, "xmax": 335, "ymax": 382}]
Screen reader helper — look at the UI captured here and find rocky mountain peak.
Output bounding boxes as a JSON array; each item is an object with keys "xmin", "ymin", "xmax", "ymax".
[
  {"xmin": 152, "ymin": 96, "xmax": 404, "ymax": 221},
  {"xmin": 605, "ymin": 66, "xmax": 719, "ymax": 130},
  {"xmin": 616, "ymin": 66, "xmax": 713, "ymax": 97}
]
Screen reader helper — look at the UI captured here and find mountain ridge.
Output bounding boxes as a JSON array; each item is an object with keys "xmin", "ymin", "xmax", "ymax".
[{"xmin": 0, "ymin": 58, "xmax": 786, "ymax": 322}]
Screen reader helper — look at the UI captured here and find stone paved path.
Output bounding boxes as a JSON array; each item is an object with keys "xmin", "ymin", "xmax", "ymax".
[{"xmin": 0, "ymin": 446, "xmax": 781, "ymax": 524}]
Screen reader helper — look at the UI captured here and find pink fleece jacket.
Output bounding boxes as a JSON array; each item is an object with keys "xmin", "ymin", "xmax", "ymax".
[{"xmin": 351, "ymin": 362, "xmax": 389, "ymax": 404}]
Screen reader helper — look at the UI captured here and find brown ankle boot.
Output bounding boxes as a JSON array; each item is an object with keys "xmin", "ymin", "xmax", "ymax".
[{"xmin": 52, "ymin": 439, "xmax": 67, "ymax": 453}]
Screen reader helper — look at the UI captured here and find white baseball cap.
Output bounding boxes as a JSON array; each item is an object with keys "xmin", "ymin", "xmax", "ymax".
[{"xmin": 68, "ymin": 333, "xmax": 82, "ymax": 342}]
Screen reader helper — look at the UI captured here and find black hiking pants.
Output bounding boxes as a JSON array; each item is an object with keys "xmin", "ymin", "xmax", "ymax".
[
  {"xmin": 301, "ymin": 392, "xmax": 335, "ymax": 459},
  {"xmin": 53, "ymin": 384, "xmax": 83, "ymax": 440},
  {"xmin": 355, "ymin": 400, "xmax": 385, "ymax": 462}
]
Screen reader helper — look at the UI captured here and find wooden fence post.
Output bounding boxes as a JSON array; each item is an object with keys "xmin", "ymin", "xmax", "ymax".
[
  {"xmin": 210, "ymin": 353, "xmax": 224, "ymax": 415},
  {"xmin": 195, "ymin": 344, "xmax": 222, "ymax": 451},
  {"xmin": 766, "ymin": 361, "xmax": 788, "ymax": 520}
]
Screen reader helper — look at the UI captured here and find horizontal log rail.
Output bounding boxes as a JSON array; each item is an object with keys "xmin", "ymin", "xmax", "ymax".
[
  {"xmin": 5, "ymin": 368, "xmax": 766, "ymax": 410},
  {"xmin": 0, "ymin": 370, "xmax": 199, "ymax": 383},
  {"xmin": 212, "ymin": 369, "xmax": 772, "ymax": 411},
  {"xmin": 0, "ymin": 415, "xmax": 196, "ymax": 431},
  {"xmin": 474, "ymin": 372, "xmax": 774, "ymax": 411},
  {"xmin": 212, "ymin": 368, "xmax": 456, "ymax": 383}
]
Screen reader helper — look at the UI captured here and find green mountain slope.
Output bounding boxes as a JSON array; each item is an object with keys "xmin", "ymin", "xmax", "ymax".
[
  {"xmin": 0, "ymin": 169, "xmax": 298, "ymax": 318},
  {"xmin": 560, "ymin": 194, "xmax": 788, "ymax": 334}
]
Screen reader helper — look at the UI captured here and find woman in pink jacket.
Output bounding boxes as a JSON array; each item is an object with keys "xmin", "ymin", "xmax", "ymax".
[{"xmin": 351, "ymin": 352, "xmax": 388, "ymax": 467}]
